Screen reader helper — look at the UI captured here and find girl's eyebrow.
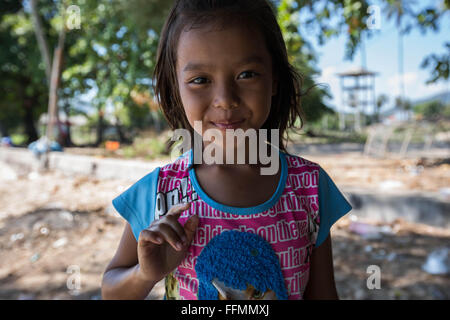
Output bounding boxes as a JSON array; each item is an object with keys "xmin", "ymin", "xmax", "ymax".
[{"xmin": 182, "ymin": 54, "xmax": 265, "ymax": 72}]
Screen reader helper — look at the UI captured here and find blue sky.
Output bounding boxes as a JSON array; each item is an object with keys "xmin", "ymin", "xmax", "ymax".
[{"xmin": 307, "ymin": 3, "xmax": 449, "ymax": 115}]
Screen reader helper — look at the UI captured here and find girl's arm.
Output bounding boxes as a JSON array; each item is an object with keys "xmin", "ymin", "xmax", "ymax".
[
  {"xmin": 102, "ymin": 203, "xmax": 198, "ymax": 300},
  {"xmin": 303, "ymin": 234, "xmax": 339, "ymax": 300},
  {"xmin": 101, "ymin": 223, "xmax": 157, "ymax": 300}
]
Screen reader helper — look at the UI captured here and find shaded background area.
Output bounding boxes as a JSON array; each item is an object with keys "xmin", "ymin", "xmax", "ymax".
[
  {"xmin": 0, "ymin": 150, "xmax": 449, "ymax": 300},
  {"xmin": 1, "ymin": 0, "xmax": 449, "ymax": 300}
]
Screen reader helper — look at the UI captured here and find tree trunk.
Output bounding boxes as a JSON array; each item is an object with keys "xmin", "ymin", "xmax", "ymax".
[
  {"xmin": 115, "ymin": 120, "xmax": 130, "ymax": 144},
  {"xmin": 375, "ymin": 109, "xmax": 380, "ymax": 123},
  {"xmin": 63, "ymin": 119, "xmax": 74, "ymax": 147},
  {"xmin": 95, "ymin": 109, "xmax": 104, "ymax": 147},
  {"xmin": 23, "ymin": 96, "xmax": 39, "ymax": 144},
  {"xmin": 60, "ymin": 103, "xmax": 74, "ymax": 147},
  {"xmin": 29, "ymin": 0, "xmax": 51, "ymax": 85},
  {"xmin": 46, "ymin": 27, "xmax": 66, "ymax": 143},
  {"xmin": 0, "ymin": 121, "xmax": 8, "ymax": 137},
  {"xmin": 65, "ymin": 122, "xmax": 74, "ymax": 147}
]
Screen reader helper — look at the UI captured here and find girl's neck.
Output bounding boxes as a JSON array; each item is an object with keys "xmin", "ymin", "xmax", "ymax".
[{"xmin": 199, "ymin": 137, "xmax": 277, "ymax": 167}]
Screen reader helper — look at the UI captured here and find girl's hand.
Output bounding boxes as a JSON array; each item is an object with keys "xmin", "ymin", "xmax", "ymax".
[{"xmin": 136, "ymin": 202, "xmax": 199, "ymax": 283}]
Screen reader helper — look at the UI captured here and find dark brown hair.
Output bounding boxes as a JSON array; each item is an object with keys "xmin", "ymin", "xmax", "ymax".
[{"xmin": 152, "ymin": 0, "xmax": 306, "ymax": 152}]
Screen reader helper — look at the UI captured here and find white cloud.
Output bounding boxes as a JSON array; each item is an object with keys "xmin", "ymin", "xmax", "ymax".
[
  {"xmin": 318, "ymin": 66, "xmax": 337, "ymax": 84},
  {"xmin": 409, "ymin": 80, "xmax": 449, "ymax": 102},
  {"xmin": 386, "ymin": 71, "xmax": 448, "ymax": 101},
  {"xmin": 314, "ymin": 66, "xmax": 340, "ymax": 107},
  {"xmin": 387, "ymin": 72, "xmax": 419, "ymax": 94}
]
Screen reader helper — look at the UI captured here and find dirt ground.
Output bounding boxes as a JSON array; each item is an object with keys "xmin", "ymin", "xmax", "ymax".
[
  {"xmin": 0, "ymin": 150, "xmax": 449, "ymax": 300},
  {"xmin": 304, "ymin": 152, "xmax": 450, "ymax": 194}
]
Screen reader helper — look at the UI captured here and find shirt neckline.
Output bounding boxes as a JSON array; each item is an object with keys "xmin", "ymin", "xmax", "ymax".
[{"xmin": 187, "ymin": 149, "xmax": 288, "ymax": 215}]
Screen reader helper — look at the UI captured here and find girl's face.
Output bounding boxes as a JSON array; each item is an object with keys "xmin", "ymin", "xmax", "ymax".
[{"xmin": 176, "ymin": 22, "xmax": 277, "ymax": 138}]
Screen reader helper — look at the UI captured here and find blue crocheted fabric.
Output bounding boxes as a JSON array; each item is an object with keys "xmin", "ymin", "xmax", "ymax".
[{"xmin": 195, "ymin": 230, "xmax": 288, "ymax": 300}]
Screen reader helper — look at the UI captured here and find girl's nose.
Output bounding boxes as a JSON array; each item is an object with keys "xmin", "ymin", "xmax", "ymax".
[{"xmin": 212, "ymin": 81, "xmax": 239, "ymax": 110}]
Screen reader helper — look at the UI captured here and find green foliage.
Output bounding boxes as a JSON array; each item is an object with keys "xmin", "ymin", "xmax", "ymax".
[
  {"xmin": 0, "ymin": 4, "xmax": 49, "ymax": 139},
  {"xmin": 1, "ymin": 0, "xmax": 449, "ymax": 144},
  {"xmin": 61, "ymin": 0, "xmax": 164, "ymax": 136},
  {"xmin": 421, "ymin": 42, "xmax": 449, "ymax": 84},
  {"xmin": 385, "ymin": 0, "xmax": 449, "ymax": 84},
  {"xmin": 279, "ymin": 0, "xmax": 373, "ymax": 61},
  {"xmin": 277, "ymin": 0, "xmax": 334, "ymax": 125},
  {"xmin": 120, "ymin": 132, "xmax": 169, "ymax": 160},
  {"xmin": 414, "ymin": 100, "xmax": 450, "ymax": 120},
  {"xmin": 10, "ymin": 133, "xmax": 28, "ymax": 146},
  {"xmin": 395, "ymin": 96, "xmax": 413, "ymax": 111}
]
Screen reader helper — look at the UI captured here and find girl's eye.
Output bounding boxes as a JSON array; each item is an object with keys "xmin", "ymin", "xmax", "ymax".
[
  {"xmin": 238, "ymin": 71, "xmax": 258, "ymax": 79},
  {"xmin": 189, "ymin": 71, "xmax": 258, "ymax": 85},
  {"xmin": 189, "ymin": 77, "xmax": 209, "ymax": 85}
]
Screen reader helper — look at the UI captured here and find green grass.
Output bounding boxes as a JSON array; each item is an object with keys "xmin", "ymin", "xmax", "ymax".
[
  {"xmin": 119, "ymin": 132, "xmax": 170, "ymax": 160},
  {"xmin": 10, "ymin": 133, "xmax": 28, "ymax": 146},
  {"xmin": 286, "ymin": 128, "xmax": 368, "ymax": 145}
]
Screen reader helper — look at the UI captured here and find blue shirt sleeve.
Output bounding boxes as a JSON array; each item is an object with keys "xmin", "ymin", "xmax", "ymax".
[
  {"xmin": 315, "ymin": 167, "xmax": 352, "ymax": 248},
  {"xmin": 112, "ymin": 167, "xmax": 160, "ymax": 241}
]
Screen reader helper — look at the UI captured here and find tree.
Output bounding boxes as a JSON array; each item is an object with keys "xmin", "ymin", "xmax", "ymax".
[
  {"xmin": 416, "ymin": 1, "xmax": 450, "ymax": 84},
  {"xmin": 276, "ymin": 0, "xmax": 449, "ymax": 128},
  {"xmin": 395, "ymin": 96, "xmax": 413, "ymax": 120},
  {"xmin": 421, "ymin": 42, "xmax": 449, "ymax": 84},
  {"xmin": 2, "ymin": 0, "xmax": 449, "ymax": 145},
  {"xmin": 30, "ymin": 0, "xmax": 69, "ymax": 149},
  {"xmin": 62, "ymin": 0, "xmax": 168, "ymax": 146},
  {"xmin": 414, "ymin": 100, "xmax": 450, "ymax": 121},
  {"xmin": 30, "ymin": 0, "xmax": 52, "ymax": 84},
  {"xmin": 0, "ymin": 1, "xmax": 48, "ymax": 143},
  {"xmin": 375, "ymin": 94, "xmax": 389, "ymax": 122},
  {"xmin": 384, "ymin": 0, "xmax": 417, "ymax": 102},
  {"xmin": 277, "ymin": 0, "xmax": 334, "ymax": 129}
]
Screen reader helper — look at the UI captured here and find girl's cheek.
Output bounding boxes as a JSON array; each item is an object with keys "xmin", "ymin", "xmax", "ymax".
[
  {"xmin": 180, "ymin": 89, "xmax": 208, "ymax": 115},
  {"xmin": 183, "ymin": 103, "xmax": 208, "ymax": 131}
]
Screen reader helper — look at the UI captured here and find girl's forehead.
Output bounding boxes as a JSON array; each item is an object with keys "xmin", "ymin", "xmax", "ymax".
[{"xmin": 176, "ymin": 22, "xmax": 272, "ymax": 71}]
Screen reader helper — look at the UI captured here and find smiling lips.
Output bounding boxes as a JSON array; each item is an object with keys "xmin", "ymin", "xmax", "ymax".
[{"xmin": 211, "ymin": 119, "xmax": 245, "ymax": 129}]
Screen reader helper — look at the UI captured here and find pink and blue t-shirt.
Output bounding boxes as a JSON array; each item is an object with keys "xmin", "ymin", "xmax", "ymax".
[{"xmin": 112, "ymin": 150, "xmax": 352, "ymax": 300}]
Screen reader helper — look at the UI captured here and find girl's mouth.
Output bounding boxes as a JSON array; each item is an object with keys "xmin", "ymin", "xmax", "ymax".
[{"xmin": 211, "ymin": 119, "xmax": 245, "ymax": 130}]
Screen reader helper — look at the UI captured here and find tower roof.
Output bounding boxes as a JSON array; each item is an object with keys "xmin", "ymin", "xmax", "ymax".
[{"xmin": 337, "ymin": 66, "xmax": 379, "ymax": 77}]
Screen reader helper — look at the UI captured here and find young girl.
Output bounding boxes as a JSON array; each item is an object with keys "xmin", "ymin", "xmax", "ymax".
[{"xmin": 101, "ymin": 0, "xmax": 352, "ymax": 300}]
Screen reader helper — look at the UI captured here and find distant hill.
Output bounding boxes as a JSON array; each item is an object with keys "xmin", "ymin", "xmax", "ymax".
[
  {"xmin": 379, "ymin": 91, "xmax": 450, "ymax": 118},
  {"xmin": 413, "ymin": 91, "xmax": 450, "ymax": 106}
]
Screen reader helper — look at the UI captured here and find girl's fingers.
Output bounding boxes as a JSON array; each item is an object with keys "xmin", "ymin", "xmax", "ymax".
[
  {"xmin": 166, "ymin": 202, "xmax": 191, "ymax": 218},
  {"xmin": 183, "ymin": 214, "xmax": 199, "ymax": 243},
  {"xmin": 165, "ymin": 202, "xmax": 192, "ymax": 243},
  {"xmin": 140, "ymin": 202, "xmax": 192, "ymax": 250},
  {"xmin": 140, "ymin": 226, "xmax": 183, "ymax": 251},
  {"xmin": 164, "ymin": 202, "xmax": 192, "ymax": 244},
  {"xmin": 155, "ymin": 223, "xmax": 185, "ymax": 251},
  {"xmin": 162, "ymin": 215, "xmax": 188, "ymax": 245},
  {"xmin": 139, "ymin": 229, "xmax": 163, "ymax": 245}
]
